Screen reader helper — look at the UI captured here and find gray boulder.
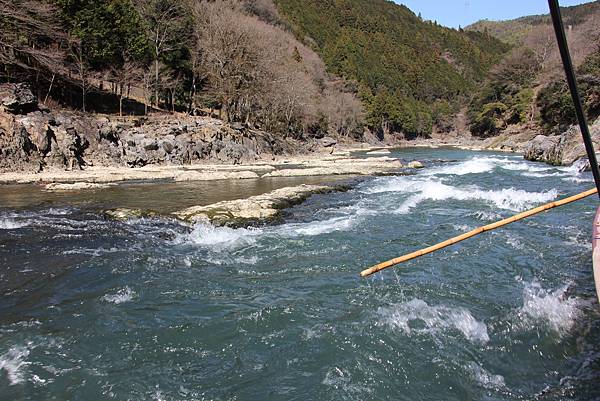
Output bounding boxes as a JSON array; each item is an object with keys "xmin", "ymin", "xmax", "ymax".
[
  {"xmin": 318, "ymin": 136, "xmax": 337, "ymax": 148},
  {"xmin": 523, "ymin": 135, "xmax": 561, "ymax": 165},
  {"xmin": 0, "ymin": 83, "xmax": 38, "ymax": 114},
  {"xmin": 523, "ymin": 118, "xmax": 600, "ymax": 166}
]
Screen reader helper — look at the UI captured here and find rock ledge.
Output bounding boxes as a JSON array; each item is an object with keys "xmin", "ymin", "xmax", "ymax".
[{"xmin": 174, "ymin": 184, "xmax": 351, "ymax": 227}]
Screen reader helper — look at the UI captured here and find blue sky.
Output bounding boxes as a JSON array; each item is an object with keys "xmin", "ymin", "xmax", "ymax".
[{"xmin": 394, "ymin": 0, "xmax": 596, "ymax": 28}]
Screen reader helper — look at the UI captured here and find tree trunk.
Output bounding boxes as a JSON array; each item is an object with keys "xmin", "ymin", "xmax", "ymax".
[
  {"xmin": 79, "ymin": 63, "xmax": 86, "ymax": 113},
  {"xmin": 81, "ymin": 82, "xmax": 86, "ymax": 113},
  {"xmin": 189, "ymin": 75, "xmax": 196, "ymax": 114},
  {"xmin": 44, "ymin": 74, "xmax": 55, "ymax": 104},
  {"xmin": 154, "ymin": 46, "xmax": 159, "ymax": 107}
]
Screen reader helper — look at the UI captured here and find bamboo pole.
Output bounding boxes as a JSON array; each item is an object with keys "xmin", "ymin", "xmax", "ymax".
[{"xmin": 360, "ymin": 187, "xmax": 598, "ymax": 278}]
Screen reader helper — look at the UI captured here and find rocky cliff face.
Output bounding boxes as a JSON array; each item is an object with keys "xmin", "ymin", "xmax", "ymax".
[
  {"xmin": 0, "ymin": 83, "xmax": 303, "ymax": 173},
  {"xmin": 523, "ymin": 118, "xmax": 600, "ymax": 166}
]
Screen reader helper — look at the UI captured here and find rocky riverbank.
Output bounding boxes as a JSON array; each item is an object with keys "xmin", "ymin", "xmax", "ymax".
[
  {"xmin": 4, "ymin": 81, "xmax": 597, "ymax": 185},
  {"xmin": 0, "ymin": 83, "xmax": 302, "ymax": 173},
  {"xmin": 522, "ymin": 118, "xmax": 600, "ymax": 166},
  {"xmin": 0, "ymin": 83, "xmax": 415, "ymax": 185},
  {"xmin": 0, "ymin": 153, "xmax": 408, "ymax": 185},
  {"xmin": 398, "ymin": 118, "xmax": 600, "ymax": 168}
]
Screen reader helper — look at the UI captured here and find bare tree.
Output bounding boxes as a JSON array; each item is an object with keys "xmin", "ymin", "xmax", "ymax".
[
  {"xmin": 135, "ymin": 0, "xmax": 184, "ymax": 108},
  {"xmin": 110, "ymin": 61, "xmax": 143, "ymax": 116},
  {"xmin": 191, "ymin": 1, "xmax": 263, "ymax": 122},
  {"xmin": 140, "ymin": 66, "xmax": 154, "ymax": 115},
  {"xmin": 0, "ymin": 0, "xmax": 68, "ymax": 83},
  {"xmin": 161, "ymin": 66, "xmax": 180, "ymax": 113},
  {"xmin": 244, "ymin": 0, "xmax": 281, "ymax": 24},
  {"xmin": 524, "ymin": 26, "xmax": 556, "ymax": 76},
  {"xmin": 183, "ymin": 5, "xmax": 205, "ymax": 115},
  {"xmin": 324, "ymin": 89, "xmax": 365, "ymax": 138},
  {"xmin": 188, "ymin": 0, "xmax": 363, "ymax": 138},
  {"xmin": 69, "ymin": 39, "xmax": 89, "ymax": 112}
]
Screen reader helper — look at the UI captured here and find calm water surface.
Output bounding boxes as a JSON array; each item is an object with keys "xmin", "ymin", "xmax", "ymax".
[{"xmin": 1, "ymin": 148, "xmax": 599, "ymax": 400}]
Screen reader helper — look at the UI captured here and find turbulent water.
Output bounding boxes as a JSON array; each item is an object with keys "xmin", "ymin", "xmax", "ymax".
[{"xmin": 1, "ymin": 148, "xmax": 600, "ymax": 400}]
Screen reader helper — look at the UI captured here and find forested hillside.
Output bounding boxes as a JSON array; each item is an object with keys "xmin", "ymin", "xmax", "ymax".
[
  {"xmin": 467, "ymin": 1, "xmax": 600, "ymax": 46},
  {"xmin": 274, "ymin": 0, "xmax": 509, "ymax": 137},
  {"xmin": 2, "ymin": 0, "xmax": 598, "ymax": 144},
  {"xmin": 1, "ymin": 0, "xmax": 364, "ymax": 139},
  {"xmin": 466, "ymin": 1, "xmax": 600, "ymax": 136}
]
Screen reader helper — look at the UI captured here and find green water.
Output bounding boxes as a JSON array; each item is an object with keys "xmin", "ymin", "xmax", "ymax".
[
  {"xmin": 0, "ymin": 148, "xmax": 599, "ymax": 400},
  {"xmin": 0, "ymin": 175, "xmax": 349, "ymax": 212}
]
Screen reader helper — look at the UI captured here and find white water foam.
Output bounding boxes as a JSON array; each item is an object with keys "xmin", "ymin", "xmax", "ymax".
[
  {"xmin": 378, "ymin": 299, "xmax": 490, "ymax": 344},
  {"xmin": 179, "ymin": 212, "xmax": 359, "ymax": 250},
  {"xmin": 102, "ymin": 287, "xmax": 136, "ymax": 304},
  {"xmin": 425, "ymin": 156, "xmax": 553, "ymax": 177},
  {"xmin": 182, "ymin": 223, "xmax": 263, "ymax": 249},
  {"xmin": 504, "ymin": 232, "xmax": 526, "ymax": 250},
  {"xmin": 516, "ymin": 281, "xmax": 581, "ymax": 336},
  {"xmin": 562, "ymin": 176, "xmax": 590, "ymax": 184},
  {"xmin": 0, "ymin": 345, "xmax": 30, "ymax": 385},
  {"xmin": 0, "ymin": 218, "xmax": 29, "ymax": 230},
  {"xmin": 466, "ymin": 362, "xmax": 506, "ymax": 391},
  {"xmin": 469, "ymin": 210, "xmax": 503, "ymax": 222},
  {"xmin": 278, "ymin": 216, "xmax": 356, "ymax": 237},
  {"xmin": 520, "ymin": 159, "xmax": 591, "ymax": 183},
  {"xmin": 497, "ymin": 160, "xmax": 552, "ymax": 173},
  {"xmin": 428, "ymin": 158, "xmax": 497, "ymax": 175},
  {"xmin": 522, "ymin": 171, "xmax": 566, "ymax": 178},
  {"xmin": 374, "ymin": 177, "xmax": 559, "ymax": 214}
]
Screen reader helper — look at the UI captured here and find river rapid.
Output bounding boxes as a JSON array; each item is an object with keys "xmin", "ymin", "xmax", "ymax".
[{"xmin": 0, "ymin": 148, "xmax": 599, "ymax": 400}]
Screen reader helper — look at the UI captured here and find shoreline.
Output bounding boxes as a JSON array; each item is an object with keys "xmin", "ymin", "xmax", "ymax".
[
  {"xmin": 0, "ymin": 149, "xmax": 409, "ymax": 187},
  {"xmin": 3, "ymin": 130, "xmax": 573, "ymax": 188},
  {"xmin": 0, "ymin": 139, "xmax": 526, "ymax": 188}
]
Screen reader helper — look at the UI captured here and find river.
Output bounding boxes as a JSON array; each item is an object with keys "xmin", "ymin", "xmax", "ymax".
[{"xmin": 1, "ymin": 148, "xmax": 599, "ymax": 400}]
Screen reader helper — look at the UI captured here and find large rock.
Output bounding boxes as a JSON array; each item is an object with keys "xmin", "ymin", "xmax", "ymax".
[
  {"xmin": 0, "ymin": 82, "xmax": 348, "ymax": 174},
  {"xmin": 318, "ymin": 136, "xmax": 337, "ymax": 148},
  {"xmin": 407, "ymin": 160, "xmax": 424, "ymax": 169},
  {"xmin": 0, "ymin": 83, "xmax": 38, "ymax": 114},
  {"xmin": 174, "ymin": 184, "xmax": 350, "ymax": 226},
  {"xmin": 523, "ymin": 135, "xmax": 562, "ymax": 165},
  {"xmin": 104, "ymin": 208, "xmax": 160, "ymax": 221},
  {"xmin": 263, "ymin": 157, "xmax": 403, "ymax": 177},
  {"xmin": 45, "ymin": 182, "xmax": 114, "ymax": 191},
  {"xmin": 523, "ymin": 118, "xmax": 600, "ymax": 166}
]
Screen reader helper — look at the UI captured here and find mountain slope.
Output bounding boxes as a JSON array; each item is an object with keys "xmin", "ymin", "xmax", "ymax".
[
  {"xmin": 466, "ymin": 1, "xmax": 600, "ymax": 137},
  {"xmin": 274, "ymin": 0, "xmax": 510, "ymax": 137},
  {"xmin": 466, "ymin": 1, "xmax": 600, "ymax": 46}
]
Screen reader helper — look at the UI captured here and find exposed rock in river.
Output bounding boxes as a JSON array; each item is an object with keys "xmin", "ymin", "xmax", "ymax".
[
  {"xmin": 174, "ymin": 184, "xmax": 351, "ymax": 227},
  {"xmin": 366, "ymin": 149, "xmax": 391, "ymax": 155},
  {"xmin": 45, "ymin": 182, "xmax": 114, "ymax": 191},
  {"xmin": 263, "ymin": 157, "xmax": 403, "ymax": 177},
  {"xmin": 407, "ymin": 160, "xmax": 424, "ymax": 169},
  {"xmin": 104, "ymin": 208, "xmax": 161, "ymax": 221},
  {"xmin": 523, "ymin": 118, "xmax": 600, "ymax": 166}
]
